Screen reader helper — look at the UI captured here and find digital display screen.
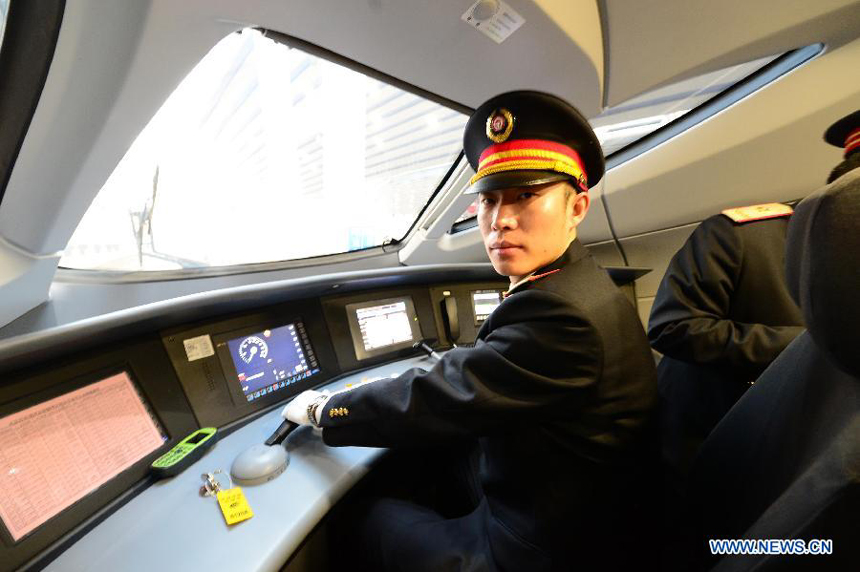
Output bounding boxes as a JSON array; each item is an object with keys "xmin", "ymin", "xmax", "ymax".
[
  {"xmin": 356, "ymin": 301, "xmax": 414, "ymax": 351},
  {"xmin": 0, "ymin": 372, "xmax": 166, "ymax": 542},
  {"xmin": 346, "ymin": 297, "xmax": 422, "ymax": 360},
  {"xmin": 472, "ymin": 290, "xmax": 503, "ymax": 322},
  {"xmin": 225, "ymin": 322, "xmax": 320, "ymax": 403}
]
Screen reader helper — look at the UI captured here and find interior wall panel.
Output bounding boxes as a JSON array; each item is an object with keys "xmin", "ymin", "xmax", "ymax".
[
  {"xmin": 621, "ymin": 223, "xmax": 697, "ymax": 300},
  {"xmin": 636, "ymin": 296, "xmax": 655, "ymax": 329},
  {"xmin": 585, "ymin": 239, "xmax": 625, "ymax": 268}
]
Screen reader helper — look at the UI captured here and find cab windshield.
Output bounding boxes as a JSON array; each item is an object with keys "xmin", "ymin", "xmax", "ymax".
[{"xmin": 61, "ymin": 29, "xmax": 467, "ymax": 272}]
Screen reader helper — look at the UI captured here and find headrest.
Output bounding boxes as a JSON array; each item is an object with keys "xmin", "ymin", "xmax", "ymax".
[{"xmin": 786, "ymin": 169, "xmax": 860, "ymax": 376}]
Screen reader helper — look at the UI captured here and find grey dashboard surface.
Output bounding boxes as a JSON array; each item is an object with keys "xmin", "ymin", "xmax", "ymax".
[{"xmin": 43, "ymin": 356, "xmax": 436, "ymax": 572}]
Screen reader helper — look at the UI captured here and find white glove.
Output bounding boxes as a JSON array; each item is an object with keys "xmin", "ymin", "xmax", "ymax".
[{"xmin": 282, "ymin": 390, "xmax": 330, "ymax": 425}]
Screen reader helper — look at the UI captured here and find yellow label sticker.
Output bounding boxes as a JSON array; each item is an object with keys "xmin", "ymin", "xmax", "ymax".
[{"xmin": 216, "ymin": 487, "xmax": 253, "ymax": 525}]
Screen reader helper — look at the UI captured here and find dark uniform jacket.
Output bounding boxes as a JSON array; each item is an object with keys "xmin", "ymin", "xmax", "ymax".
[
  {"xmin": 648, "ymin": 212, "xmax": 804, "ymax": 475},
  {"xmin": 320, "ymin": 239, "xmax": 658, "ymax": 570}
]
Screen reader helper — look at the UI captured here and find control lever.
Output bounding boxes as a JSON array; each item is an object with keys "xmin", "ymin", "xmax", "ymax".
[
  {"xmin": 264, "ymin": 419, "xmax": 298, "ymax": 446},
  {"xmin": 231, "ymin": 419, "xmax": 298, "ymax": 486},
  {"xmin": 413, "ymin": 338, "xmax": 442, "ymax": 362}
]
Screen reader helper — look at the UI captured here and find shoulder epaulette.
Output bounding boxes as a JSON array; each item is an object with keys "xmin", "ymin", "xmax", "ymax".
[{"xmin": 720, "ymin": 203, "xmax": 793, "ymax": 224}]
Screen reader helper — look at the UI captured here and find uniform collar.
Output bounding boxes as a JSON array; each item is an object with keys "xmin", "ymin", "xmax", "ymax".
[
  {"xmin": 505, "ymin": 272, "xmax": 536, "ymax": 295},
  {"xmin": 504, "ymin": 239, "xmax": 587, "ymax": 297}
]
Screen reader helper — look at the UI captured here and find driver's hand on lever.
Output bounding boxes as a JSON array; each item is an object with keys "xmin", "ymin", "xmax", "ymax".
[{"xmin": 282, "ymin": 390, "xmax": 331, "ymax": 427}]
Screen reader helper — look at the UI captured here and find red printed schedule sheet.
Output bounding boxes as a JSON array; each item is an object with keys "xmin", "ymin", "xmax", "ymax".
[{"xmin": 0, "ymin": 372, "xmax": 165, "ymax": 541}]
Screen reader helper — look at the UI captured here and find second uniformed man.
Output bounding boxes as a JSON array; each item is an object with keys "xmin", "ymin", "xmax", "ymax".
[
  {"xmin": 285, "ymin": 91, "xmax": 659, "ymax": 571},
  {"xmin": 648, "ymin": 201, "xmax": 805, "ymax": 482},
  {"xmin": 647, "ymin": 108, "xmax": 860, "ymax": 480}
]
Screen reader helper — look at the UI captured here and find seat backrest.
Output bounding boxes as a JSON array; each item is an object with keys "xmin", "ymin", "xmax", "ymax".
[{"xmin": 688, "ymin": 168, "xmax": 860, "ymax": 571}]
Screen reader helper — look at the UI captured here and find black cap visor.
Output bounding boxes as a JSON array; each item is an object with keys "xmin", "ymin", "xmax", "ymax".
[{"xmin": 465, "ymin": 170, "xmax": 572, "ymax": 194}]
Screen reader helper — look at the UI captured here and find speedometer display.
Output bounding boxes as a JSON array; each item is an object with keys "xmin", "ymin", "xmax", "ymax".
[
  {"xmin": 225, "ymin": 323, "xmax": 320, "ymax": 402},
  {"xmin": 238, "ymin": 336, "xmax": 269, "ymax": 364}
]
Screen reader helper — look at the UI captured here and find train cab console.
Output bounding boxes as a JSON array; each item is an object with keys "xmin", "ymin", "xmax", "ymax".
[{"xmin": 0, "ymin": 264, "xmax": 643, "ymax": 571}]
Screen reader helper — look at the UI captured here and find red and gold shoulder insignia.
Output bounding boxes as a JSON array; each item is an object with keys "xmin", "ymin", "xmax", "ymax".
[
  {"xmin": 721, "ymin": 203, "xmax": 793, "ymax": 224},
  {"xmin": 486, "ymin": 108, "xmax": 515, "ymax": 143}
]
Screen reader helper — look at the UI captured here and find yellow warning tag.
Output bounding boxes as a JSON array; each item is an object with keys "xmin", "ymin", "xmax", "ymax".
[
  {"xmin": 216, "ymin": 487, "xmax": 253, "ymax": 525},
  {"xmin": 721, "ymin": 203, "xmax": 793, "ymax": 223}
]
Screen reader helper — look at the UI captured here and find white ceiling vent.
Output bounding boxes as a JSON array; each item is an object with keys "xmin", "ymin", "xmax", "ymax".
[{"xmin": 461, "ymin": 0, "xmax": 525, "ymax": 44}]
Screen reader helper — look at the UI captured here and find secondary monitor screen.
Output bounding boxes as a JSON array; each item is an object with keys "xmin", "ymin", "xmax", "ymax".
[
  {"xmin": 225, "ymin": 322, "xmax": 320, "ymax": 402},
  {"xmin": 472, "ymin": 290, "xmax": 503, "ymax": 323},
  {"xmin": 0, "ymin": 372, "xmax": 166, "ymax": 542},
  {"xmin": 346, "ymin": 297, "xmax": 422, "ymax": 360}
]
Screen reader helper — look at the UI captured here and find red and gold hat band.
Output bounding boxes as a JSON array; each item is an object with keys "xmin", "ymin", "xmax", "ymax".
[
  {"xmin": 845, "ymin": 128, "xmax": 860, "ymax": 157},
  {"xmin": 470, "ymin": 139, "xmax": 588, "ymax": 190}
]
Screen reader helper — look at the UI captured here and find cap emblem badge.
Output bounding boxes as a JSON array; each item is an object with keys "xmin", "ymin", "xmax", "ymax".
[{"xmin": 486, "ymin": 108, "xmax": 514, "ymax": 143}]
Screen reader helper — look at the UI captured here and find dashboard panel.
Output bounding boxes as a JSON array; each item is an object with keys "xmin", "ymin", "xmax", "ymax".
[
  {"xmin": 0, "ymin": 264, "xmax": 642, "ymax": 570},
  {"xmin": 0, "ymin": 336, "xmax": 198, "ymax": 571},
  {"xmin": 0, "ymin": 273, "xmax": 506, "ymax": 570},
  {"xmin": 321, "ymin": 286, "xmax": 440, "ymax": 372},
  {"xmin": 428, "ymin": 282, "xmax": 507, "ymax": 345},
  {"xmin": 161, "ymin": 299, "xmax": 340, "ymax": 429}
]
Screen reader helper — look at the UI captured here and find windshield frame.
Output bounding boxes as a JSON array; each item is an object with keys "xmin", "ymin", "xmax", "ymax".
[{"xmin": 0, "ymin": 0, "xmax": 65, "ymax": 210}]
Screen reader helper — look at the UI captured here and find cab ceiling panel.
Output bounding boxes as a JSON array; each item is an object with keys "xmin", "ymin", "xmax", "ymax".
[
  {"xmin": 602, "ymin": 0, "xmax": 860, "ymax": 106},
  {"xmin": 256, "ymin": 0, "xmax": 604, "ymax": 111},
  {"xmin": 0, "ymin": 0, "xmax": 603, "ymax": 256}
]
